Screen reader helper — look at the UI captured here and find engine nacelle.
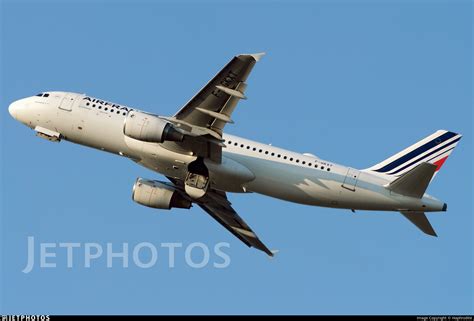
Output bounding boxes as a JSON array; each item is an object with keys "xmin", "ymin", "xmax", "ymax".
[
  {"xmin": 123, "ymin": 111, "xmax": 184, "ymax": 143},
  {"xmin": 132, "ymin": 178, "xmax": 191, "ymax": 210}
]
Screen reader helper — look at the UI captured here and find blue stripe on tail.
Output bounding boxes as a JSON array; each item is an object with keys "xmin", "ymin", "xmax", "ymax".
[
  {"xmin": 374, "ymin": 131, "xmax": 457, "ymax": 173},
  {"xmin": 386, "ymin": 137, "xmax": 461, "ymax": 175}
]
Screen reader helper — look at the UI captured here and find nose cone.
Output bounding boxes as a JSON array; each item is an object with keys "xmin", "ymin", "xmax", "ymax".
[
  {"xmin": 8, "ymin": 100, "xmax": 19, "ymax": 119},
  {"xmin": 8, "ymin": 97, "xmax": 32, "ymax": 126}
]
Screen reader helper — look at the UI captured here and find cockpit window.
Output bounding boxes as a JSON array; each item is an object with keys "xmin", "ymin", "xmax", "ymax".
[
  {"xmin": 43, "ymin": 93, "xmax": 49, "ymax": 97},
  {"xmin": 36, "ymin": 93, "xmax": 43, "ymax": 97}
]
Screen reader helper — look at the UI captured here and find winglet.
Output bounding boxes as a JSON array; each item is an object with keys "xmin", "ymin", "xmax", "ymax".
[
  {"xmin": 267, "ymin": 249, "xmax": 280, "ymax": 259},
  {"xmin": 240, "ymin": 52, "xmax": 266, "ymax": 62}
]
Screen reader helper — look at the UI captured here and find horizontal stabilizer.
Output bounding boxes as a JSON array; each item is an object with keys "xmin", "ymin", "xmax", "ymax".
[
  {"xmin": 400, "ymin": 211, "xmax": 437, "ymax": 236},
  {"xmin": 386, "ymin": 162, "xmax": 437, "ymax": 198}
]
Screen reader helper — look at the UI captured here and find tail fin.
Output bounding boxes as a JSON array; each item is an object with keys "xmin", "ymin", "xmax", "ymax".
[{"xmin": 365, "ymin": 130, "xmax": 462, "ymax": 181}]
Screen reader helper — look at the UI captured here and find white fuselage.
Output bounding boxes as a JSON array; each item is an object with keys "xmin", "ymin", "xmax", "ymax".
[{"xmin": 9, "ymin": 91, "xmax": 446, "ymax": 213}]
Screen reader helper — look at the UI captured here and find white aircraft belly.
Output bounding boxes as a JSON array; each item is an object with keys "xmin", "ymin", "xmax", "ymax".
[{"xmin": 224, "ymin": 152, "xmax": 340, "ymax": 206}]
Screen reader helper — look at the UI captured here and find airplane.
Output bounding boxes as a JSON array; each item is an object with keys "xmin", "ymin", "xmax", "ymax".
[{"xmin": 8, "ymin": 53, "xmax": 462, "ymax": 256}]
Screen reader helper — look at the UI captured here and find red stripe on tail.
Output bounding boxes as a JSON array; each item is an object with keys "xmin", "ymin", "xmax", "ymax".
[{"xmin": 433, "ymin": 156, "xmax": 448, "ymax": 171}]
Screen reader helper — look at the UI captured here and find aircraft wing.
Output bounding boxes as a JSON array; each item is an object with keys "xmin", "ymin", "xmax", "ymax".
[
  {"xmin": 161, "ymin": 53, "xmax": 264, "ymax": 162},
  {"xmin": 198, "ymin": 191, "xmax": 274, "ymax": 257},
  {"xmin": 167, "ymin": 177, "xmax": 273, "ymax": 256}
]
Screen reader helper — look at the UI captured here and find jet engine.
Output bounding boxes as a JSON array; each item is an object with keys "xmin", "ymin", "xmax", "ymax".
[
  {"xmin": 132, "ymin": 178, "xmax": 191, "ymax": 210},
  {"xmin": 123, "ymin": 111, "xmax": 184, "ymax": 143}
]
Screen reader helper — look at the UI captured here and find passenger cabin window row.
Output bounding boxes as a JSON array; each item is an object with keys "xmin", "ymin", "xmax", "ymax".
[
  {"xmin": 85, "ymin": 102, "xmax": 127, "ymax": 116},
  {"xmin": 227, "ymin": 140, "xmax": 332, "ymax": 171}
]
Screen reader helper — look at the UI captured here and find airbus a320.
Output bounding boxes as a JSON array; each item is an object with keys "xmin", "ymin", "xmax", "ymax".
[{"xmin": 9, "ymin": 53, "xmax": 462, "ymax": 256}]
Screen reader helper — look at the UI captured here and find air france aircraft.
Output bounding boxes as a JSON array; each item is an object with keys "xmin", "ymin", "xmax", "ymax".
[{"xmin": 9, "ymin": 53, "xmax": 462, "ymax": 256}]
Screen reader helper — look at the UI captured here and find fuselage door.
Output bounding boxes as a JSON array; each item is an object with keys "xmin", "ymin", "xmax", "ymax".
[
  {"xmin": 58, "ymin": 93, "xmax": 76, "ymax": 111},
  {"xmin": 342, "ymin": 167, "xmax": 360, "ymax": 191}
]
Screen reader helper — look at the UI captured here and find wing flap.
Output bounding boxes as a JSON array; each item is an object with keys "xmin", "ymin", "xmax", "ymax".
[
  {"xmin": 162, "ymin": 54, "xmax": 263, "ymax": 162},
  {"xmin": 198, "ymin": 203, "xmax": 252, "ymax": 248},
  {"xmin": 198, "ymin": 196, "xmax": 274, "ymax": 256},
  {"xmin": 174, "ymin": 53, "xmax": 262, "ymax": 135},
  {"xmin": 166, "ymin": 176, "xmax": 274, "ymax": 256}
]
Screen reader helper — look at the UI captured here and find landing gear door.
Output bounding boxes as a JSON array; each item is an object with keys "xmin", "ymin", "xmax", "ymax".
[
  {"xmin": 342, "ymin": 168, "xmax": 360, "ymax": 191},
  {"xmin": 58, "ymin": 93, "xmax": 76, "ymax": 111}
]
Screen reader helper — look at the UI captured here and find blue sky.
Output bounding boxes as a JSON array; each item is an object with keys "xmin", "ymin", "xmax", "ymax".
[{"xmin": 1, "ymin": 0, "xmax": 472, "ymax": 315}]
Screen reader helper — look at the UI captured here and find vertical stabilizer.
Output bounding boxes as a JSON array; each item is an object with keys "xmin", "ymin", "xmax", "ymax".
[{"xmin": 365, "ymin": 130, "xmax": 462, "ymax": 181}]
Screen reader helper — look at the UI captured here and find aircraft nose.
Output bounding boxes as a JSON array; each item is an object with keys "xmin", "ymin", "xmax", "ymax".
[
  {"xmin": 8, "ymin": 98, "xmax": 32, "ymax": 126},
  {"xmin": 8, "ymin": 100, "xmax": 19, "ymax": 119}
]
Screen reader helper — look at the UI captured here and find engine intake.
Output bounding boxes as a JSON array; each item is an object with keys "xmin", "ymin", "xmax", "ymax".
[
  {"xmin": 132, "ymin": 178, "xmax": 191, "ymax": 210},
  {"xmin": 123, "ymin": 111, "xmax": 184, "ymax": 143}
]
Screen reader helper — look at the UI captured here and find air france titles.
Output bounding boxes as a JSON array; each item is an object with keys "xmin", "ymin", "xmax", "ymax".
[{"xmin": 83, "ymin": 97, "xmax": 133, "ymax": 112}]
